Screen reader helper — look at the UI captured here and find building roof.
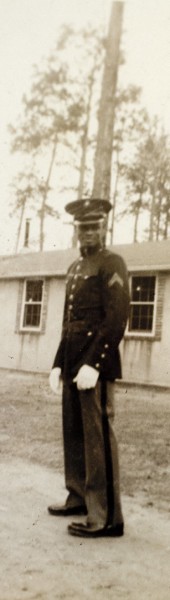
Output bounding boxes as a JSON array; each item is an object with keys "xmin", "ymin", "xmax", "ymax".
[{"xmin": 0, "ymin": 239, "xmax": 170, "ymax": 279}]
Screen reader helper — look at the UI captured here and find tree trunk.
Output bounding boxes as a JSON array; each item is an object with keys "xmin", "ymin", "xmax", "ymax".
[
  {"xmin": 72, "ymin": 66, "xmax": 96, "ymax": 247},
  {"xmin": 110, "ymin": 149, "xmax": 120, "ymax": 244},
  {"xmin": 155, "ymin": 195, "xmax": 162, "ymax": 240},
  {"xmin": 77, "ymin": 70, "xmax": 96, "ymax": 199},
  {"xmin": 39, "ymin": 137, "xmax": 57, "ymax": 251},
  {"xmin": 148, "ymin": 172, "xmax": 158, "ymax": 241},
  {"xmin": 15, "ymin": 199, "xmax": 27, "ymax": 253},
  {"xmin": 133, "ymin": 188, "xmax": 144, "ymax": 243},
  {"xmin": 92, "ymin": 2, "xmax": 124, "ymax": 200},
  {"xmin": 148, "ymin": 196, "xmax": 155, "ymax": 241},
  {"xmin": 133, "ymin": 207, "xmax": 140, "ymax": 243},
  {"xmin": 163, "ymin": 204, "xmax": 169, "ymax": 239}
]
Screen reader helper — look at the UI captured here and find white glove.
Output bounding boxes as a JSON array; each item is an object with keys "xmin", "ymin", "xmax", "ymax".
[
  {"xmin": 49, "ymin": 367, "xmax": 62, "ymax": 394},
  {"xmin": 73, "ymin": 365, "xmax": 99, "ymax": 390}
]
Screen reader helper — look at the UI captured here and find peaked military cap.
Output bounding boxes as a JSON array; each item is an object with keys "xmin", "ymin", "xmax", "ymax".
[{"xmin": 65, "ymin": 198, "xmax": 112, "ymax": 224}]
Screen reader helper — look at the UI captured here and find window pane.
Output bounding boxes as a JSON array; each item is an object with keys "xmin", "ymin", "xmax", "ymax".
[
  {"xmin": 26, "ymin": 280, "xmax": 43, "ymax": 302},
  {"xmin": 129, "ymin": 303, "xmax": 154, "ymax": 332},
  {"xmin": 23, "ymin": 304, "xmax": 41, "ymax": 327},
  {"xmin": 132, "ymin": 276, "xmax": 155, "ymax": 302}
]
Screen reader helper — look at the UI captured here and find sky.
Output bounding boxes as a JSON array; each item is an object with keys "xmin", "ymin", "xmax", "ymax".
[{"xmin": 0, "ymin": 0, "xmax": 170, "ymax": 253}]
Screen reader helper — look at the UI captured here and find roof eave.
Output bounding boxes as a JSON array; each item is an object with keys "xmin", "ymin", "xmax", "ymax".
[{"xmin": 0, "ymin": 264, "xmax": 170, "ymax": 279}]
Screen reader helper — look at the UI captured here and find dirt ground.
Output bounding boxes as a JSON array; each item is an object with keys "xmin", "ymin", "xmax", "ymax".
[{"xmin": 0, "ymin": 369, "xmax": 170, "ymax": 600}]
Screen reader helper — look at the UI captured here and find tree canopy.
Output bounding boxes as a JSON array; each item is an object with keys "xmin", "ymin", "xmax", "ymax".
[{"xmin": 9, "ymin": 24, "xmax": 170, "ymax": 250}]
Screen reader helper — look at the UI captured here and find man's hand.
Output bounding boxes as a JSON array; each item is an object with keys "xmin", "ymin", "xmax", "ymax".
[
  {"xmin": 73, "ymin": 365, "xmax": 99, "ymax": 390},
  {"xmin": 49, "ymin": 367, "xmax": 62, "ymax": 394}
]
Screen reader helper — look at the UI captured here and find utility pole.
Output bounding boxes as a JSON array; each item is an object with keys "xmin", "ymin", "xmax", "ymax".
[{"xmin": 92, "ymin": 1, "xmax": 124, "ymax": 200}]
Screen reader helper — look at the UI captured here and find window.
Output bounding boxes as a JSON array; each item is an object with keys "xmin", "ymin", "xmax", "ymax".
[
  {"xmin": 128, "ymin": 275, "xmax": 156, "ymax": 334},
  {"xmin": 21, "ymin": 280, "xmax": 44, "ymax": 330}
]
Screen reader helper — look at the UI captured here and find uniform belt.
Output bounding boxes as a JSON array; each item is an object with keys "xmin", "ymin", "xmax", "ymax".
[
  {"xmin": 64, "ymin": 319, "xmax": 100, "ymax": 333},
  {"xmin": 66, "ymin": 320, "xmax": 86, "ymax": 332}
]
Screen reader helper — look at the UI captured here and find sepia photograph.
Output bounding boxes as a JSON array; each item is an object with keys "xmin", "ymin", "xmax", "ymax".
[{"xmin": 0, "ymin": 1, "xmax": 170, "ymax": 598}]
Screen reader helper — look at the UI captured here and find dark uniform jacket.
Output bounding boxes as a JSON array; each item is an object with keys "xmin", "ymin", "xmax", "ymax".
[{"xmin": 53, "ymin": 246, "xmax": 130, "ymax": 382}]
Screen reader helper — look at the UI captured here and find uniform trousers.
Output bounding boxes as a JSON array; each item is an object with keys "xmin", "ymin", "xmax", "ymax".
[{"xmin": 62, "ymin": 379, "xmax": 123, "ymax": 528}]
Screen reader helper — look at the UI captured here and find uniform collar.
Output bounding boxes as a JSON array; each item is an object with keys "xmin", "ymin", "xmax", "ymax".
[{"xmin": 80, "ymin": 244, "xmax": 104, "ymax": 257}]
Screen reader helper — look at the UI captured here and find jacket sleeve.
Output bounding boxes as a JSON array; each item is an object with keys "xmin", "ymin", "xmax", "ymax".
[
  {"xmin": 51, "ymin": 276, "xmax": 70, "ymax": 370},
  {"xmin": 84, "ymin": 254, "xmax": 130, "ymax": 372},
  {"xmin": 52, "ymin": 301, "xmax": 67, "ymax": 369},
  {"xmin": 52, "ymin": 338, "xmax": 65, "ymax": 370},
  {"xmin": 51, "ymin": 259, "xmax": 78, "ymax": 369}
]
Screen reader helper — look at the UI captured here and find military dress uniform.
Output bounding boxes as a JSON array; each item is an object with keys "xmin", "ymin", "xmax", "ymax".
[{"xmin": 52, "ymin": 226, "xmax": 129, "ymax": 536}]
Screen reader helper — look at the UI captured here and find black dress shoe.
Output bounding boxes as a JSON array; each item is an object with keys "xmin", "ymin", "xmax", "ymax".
[
  {"xmin": 68, "ymin": 521, "xmax": 124, "ymax": 538},
  {"xmin": 48, "ymin": 504, "xmax": 87, "ymax": 517}
]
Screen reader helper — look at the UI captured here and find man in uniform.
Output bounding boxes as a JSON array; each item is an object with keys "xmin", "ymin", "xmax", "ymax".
[{"xmin": 48, "ymin": 198, "xmax": 129, "ymax": 538}]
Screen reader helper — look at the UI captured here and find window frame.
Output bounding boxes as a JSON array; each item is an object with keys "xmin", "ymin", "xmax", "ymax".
[
  {"xmin": 126, "ymin": 272, "xmax": 158, "ymax": 338},
  {"xmin": 20, "ymin": 278, "xmax": 45, "ymax": 332}
]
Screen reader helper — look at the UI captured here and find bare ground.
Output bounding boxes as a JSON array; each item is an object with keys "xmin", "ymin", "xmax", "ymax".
[{"xmin": 0, "ymin": 369, "xmax": 170, "ymax": 600}]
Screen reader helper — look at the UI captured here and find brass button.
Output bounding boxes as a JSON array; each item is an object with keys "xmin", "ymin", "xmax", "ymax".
[
  {"xmin": 101, "ymin": 353, "xmax": 106, "ymax": 358},
  {"xmin": 104, "ymin": 344, "xmax": 109, "ymax": 349},
  {"xmin": 95, "ymin": 363, "xmax": 100, "ymax": 368},
  {"xmin": 87, "ymin": 331, "xmax": 92, "ymax": 336}
]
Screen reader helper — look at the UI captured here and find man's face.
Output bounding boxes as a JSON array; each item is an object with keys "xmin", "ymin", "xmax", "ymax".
[{"xmin": 77, "ymin": 221, "xmax": 106, "ymax": 248}]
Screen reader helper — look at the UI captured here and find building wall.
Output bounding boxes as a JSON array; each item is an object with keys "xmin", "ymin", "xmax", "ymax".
[
  {"xmin": 1, "ymin": 274, "xmax": 170, "ymax": 386},
  {"xmin": 0, "ymin": 278, "xmax": 65, "ymax": 373},
  {"xmin": 121, "ymin": 275, "xmax": 170, "ymax": 386}
]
